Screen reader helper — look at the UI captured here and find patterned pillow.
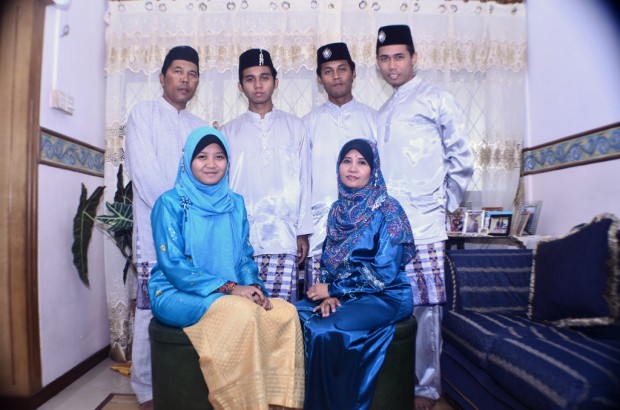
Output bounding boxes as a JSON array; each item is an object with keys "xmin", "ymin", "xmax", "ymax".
[
  {"xmin": 445, "ymin": 249, "xmax": 533, "ymax": 313},
  {"xmin": 528, "ymin": 213, "xmax": 619, "ymax": 327}
]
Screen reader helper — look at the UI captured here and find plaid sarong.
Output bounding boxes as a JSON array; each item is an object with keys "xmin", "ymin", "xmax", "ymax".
[
  {"xmin": 406, "ymin": 241, "xmax": 446, "ymax": 306},
  {"xmin": 135, "ymin": 234, "xmax": 155, "ymax": 310},
  {"xmin": 255, "ymin": 254, "xmax": 299, "ymax": 302},
  {"xmin": 304, "ymin": 255, "xmax": 322, "ymax": 293}
]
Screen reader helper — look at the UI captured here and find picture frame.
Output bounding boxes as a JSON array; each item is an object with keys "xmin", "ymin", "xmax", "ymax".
[
  {"xmin": 512, "ymin": 210, "xmax": 532, "ymax": 236},
  {"xmin": 462, "ymin": 210, "xmax": 484, "ymax": 235},
  {"xmin": 518, "ymin": 201, "xmax": 543, "ymax": 234},
  {"xmin": 487, "ymin": 213, "xmax": 512, "ymax": 236},
  {"xmin": 446, "ymin": 211, "xmax": 465, "ymax": 234}
]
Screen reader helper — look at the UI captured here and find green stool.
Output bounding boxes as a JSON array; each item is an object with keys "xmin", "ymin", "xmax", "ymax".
[
  {"xmin": 149, "ymin": 319, "xmax": 212, "ymax": 410},
  {"xmin": 149, "ymin": 315, "xmax": 416, "ymax": 409}
]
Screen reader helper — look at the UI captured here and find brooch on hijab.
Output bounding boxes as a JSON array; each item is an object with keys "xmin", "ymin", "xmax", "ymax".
[{"xmin": 180, "ymin": 196, "xmax": 193, "ymax": 221}]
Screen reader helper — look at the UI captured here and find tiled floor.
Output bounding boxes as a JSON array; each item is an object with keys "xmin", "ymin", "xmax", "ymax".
[
  {"xmin": 36, "ymin": 358, "xmax": 456, "ymax": 409},
  {"xmin": 37, "ymin": 359, "xmax": 133, "ymax": 410}
]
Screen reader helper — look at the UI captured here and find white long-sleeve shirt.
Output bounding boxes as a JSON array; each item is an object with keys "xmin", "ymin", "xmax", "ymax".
[
  {"xmin": 303, "ymin": 99, "xmax": 377, "ymax": 256},
  {"xmin": 222, "ymin": 108, "xmax": 312, "ymax": 256},
  {"xmin": 124, "ymin": 97, "xmax": 207, "ymax": 264},
  {"xmin": 377, "ymin": 76, "xmax": 474, "ymax": 245}
]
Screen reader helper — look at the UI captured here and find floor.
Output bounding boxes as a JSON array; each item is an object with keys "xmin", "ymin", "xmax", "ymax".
[
  {"xmin": 37, "ymin": 359, "xmax": 133, "ymax": 410},
  {"xmin": 36, "ymin": 358, "xmax": 456, "ymax": 410}
]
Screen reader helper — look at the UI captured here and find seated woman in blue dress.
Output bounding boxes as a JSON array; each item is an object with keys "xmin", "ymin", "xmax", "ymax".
[
  {"xmin": 148, "ymin": 126, "xmax": 304, "ymax": 410},
  {"xmin": 295, "ymin": 138, "xmax": 415, "ymax": 410}
]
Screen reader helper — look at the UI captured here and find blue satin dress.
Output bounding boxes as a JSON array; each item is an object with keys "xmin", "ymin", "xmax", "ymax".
[{"xmin": 295, "ymin": 212, "xmax": 414, "ymax": 410}]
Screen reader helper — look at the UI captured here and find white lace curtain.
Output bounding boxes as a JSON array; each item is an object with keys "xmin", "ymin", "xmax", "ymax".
[{"xmin": 103, "ymin": 0, "xmax": 527, "ymax": 361}]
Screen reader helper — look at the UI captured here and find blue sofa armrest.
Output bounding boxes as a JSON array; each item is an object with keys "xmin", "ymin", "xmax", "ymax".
[{"xmin": 445, "ymin": 249, "xmax": 533, "ymax": 314}]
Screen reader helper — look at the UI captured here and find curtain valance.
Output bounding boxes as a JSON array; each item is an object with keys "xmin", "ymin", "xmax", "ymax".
[{"xmin": 105, "ymin": 0, "xmax": 526, "ymax": 74}]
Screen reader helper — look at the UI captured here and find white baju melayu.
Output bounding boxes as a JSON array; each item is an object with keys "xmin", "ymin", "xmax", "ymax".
[
  {"xmin": 221, "ymin": 109, "xmax": 312, "ymax": 301},
  {"xmin": 302, "ymin": 98, "xmax": 377, "ymax": 285},
  {"xmin": 377, "ymin": 75, "xmax": 474, "ymax": 401},
  {"xmin": 124, "ymin": 96, "xmax": 206, "ymax": 404}
]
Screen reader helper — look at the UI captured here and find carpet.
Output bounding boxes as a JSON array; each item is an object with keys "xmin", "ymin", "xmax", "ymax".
[{"xmin": 95, "ymin": 393, "xmax": 139, "ymax": 410}]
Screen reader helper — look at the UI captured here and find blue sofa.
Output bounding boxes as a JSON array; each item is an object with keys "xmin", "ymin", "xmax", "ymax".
[{"xmin": 441, "ymin": 248, "xmax": 620, "ymax": 409}]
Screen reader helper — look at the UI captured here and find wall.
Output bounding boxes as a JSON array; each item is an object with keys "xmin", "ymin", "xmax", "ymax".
[
  {"xmin": 38, "ymin": 0, "xmax": 109, "ymax": 385},
  {"xmin": 526, "ymin": 0, "xmax": 620, "ymax": 235}
]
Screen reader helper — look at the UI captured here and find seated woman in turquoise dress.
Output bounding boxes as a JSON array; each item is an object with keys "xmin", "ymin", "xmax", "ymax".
[
  {"xmin": 148, "ymin": 126, "xmax": 304, "ymax": 409},
  {"xmin": 295, "ymin": 138, "xmax": 415, "ymax": 410}
]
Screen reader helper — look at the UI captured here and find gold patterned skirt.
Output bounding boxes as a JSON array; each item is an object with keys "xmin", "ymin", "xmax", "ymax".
[{"xmin": 183, "ymin": 296, "xmax": 305, "ymax": 410}]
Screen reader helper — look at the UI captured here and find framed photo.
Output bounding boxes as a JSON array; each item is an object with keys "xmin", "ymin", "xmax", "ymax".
[
  {"xmin": 463, "ymin": 210, "xmax": 484, "ymax": 234},
  {"xmin": 482, "ymin": 207, "xmax": 503, "ymax": 212},
  {"xmin": 487, "ymin": 213, "xmax": 512, "ymax": 236},
  {"xmin": 512, "ymin": 211, "xmax": 532, "ymax": 236},
  {"xmin": 446, "ymin": 211, "xmax": 465, "ymax": 234},
  {"xmin": 517, "ymin": 201, "xmax": 543, "ymax": 234}
]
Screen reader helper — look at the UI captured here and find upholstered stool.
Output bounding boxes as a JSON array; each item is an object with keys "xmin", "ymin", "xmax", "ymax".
[
  {"xmin": 149, "ymin": 319, "xmax": 212, "ymax": 410},
  {"xmin": 149, "ymin": 315, "xmax": 416, "ymax": 409},
  {"xmin": 370, "ymin": 315, "xmax": 417, "ymax": 409}
]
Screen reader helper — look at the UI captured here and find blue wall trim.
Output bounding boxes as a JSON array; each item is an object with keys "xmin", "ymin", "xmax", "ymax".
[
  {"xmin": 40, "ymin": 129, "xmax": 105, "ymax": 177},
  {"xmin": 522, "ymin": 123, "xmax": 620, "ymax": 175}
]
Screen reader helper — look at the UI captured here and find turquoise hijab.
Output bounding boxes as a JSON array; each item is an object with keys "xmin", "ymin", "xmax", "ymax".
[{"xmin": 174, "ymin": 126, "xmax": 239, "ymax": 282}]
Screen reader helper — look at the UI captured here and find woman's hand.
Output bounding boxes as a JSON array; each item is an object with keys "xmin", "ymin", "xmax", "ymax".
[
  {"xmin": 306, "ymin": 283, "xmax": 329, "ymax": 301},
  {"xmin": 232, "ymin": 285, "xmax": 270, "ymax": 309},
  {"xmin": 312, "ymin": 297, "xmax": 341, "ymax": 317}
]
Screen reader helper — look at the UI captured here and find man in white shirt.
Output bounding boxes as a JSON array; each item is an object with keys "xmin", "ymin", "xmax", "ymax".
[
  {"xmin": 375, "ymin": 25, "xmax": 474, "ymax": 410},
  {"xmin": 221, "ymin": 48, "xmax": 312, "ymax": 303},
  {"xmin": 303, "ymin": 42, "xmax": 377, "ymax": 290},
  {"xmin": 124, "ymin": 45, "xmax": 206, "ymax": 410}
]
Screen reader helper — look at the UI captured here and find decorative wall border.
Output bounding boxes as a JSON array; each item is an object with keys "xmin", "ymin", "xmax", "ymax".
[
  {"xmin": 522, "ymin": 122, "xmax": 620, "ymax": 176},
  {"xmin": 39, "ymin": 127, "xmax": 105, "ymax": 177}
]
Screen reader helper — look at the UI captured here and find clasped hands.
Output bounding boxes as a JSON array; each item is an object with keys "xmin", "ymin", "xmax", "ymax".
[
  {"xmin": 232, "ymin": 285, "xmax": 272, "ymax": 310},
  {"xmin": 307, "ymin": 283, "xmax": 341, "ymax": 317}
]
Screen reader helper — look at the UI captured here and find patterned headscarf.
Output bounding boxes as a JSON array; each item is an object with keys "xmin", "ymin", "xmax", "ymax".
[
  {"xmin": 174, "ymin": 126, "xmax": 239, "ymax": 279},
  {"xmin": 321, "ymin": 139, "xmax": 416, "ymax": 273}
]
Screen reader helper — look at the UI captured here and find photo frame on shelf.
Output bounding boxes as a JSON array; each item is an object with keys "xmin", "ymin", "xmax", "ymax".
[
  {"xmin": 487, "ymin": 212, "xmax": 512, "ymax": 236},
  {"xmin": 446, "ymin": 211, "xmax": 465, "ymax": 234},
  {"xmin": 518, "ymin": 201, "xmax": 543, "ymax": 234},
  {"xmin": 482, "ymin": 207, "xmax": 503, "ymax": 212},
  {"xmin": 463, "ymin": 210, "xmax": 484, "ymax": 235},
  {"xmin": 512, "ymin": 210, "xmax": 532, "ymax": 236}
]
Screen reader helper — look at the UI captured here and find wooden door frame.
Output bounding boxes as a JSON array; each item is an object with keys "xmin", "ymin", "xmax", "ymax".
[{"xmin": 0, "ymin": 0, "xmax": 47, "ymax": 404}]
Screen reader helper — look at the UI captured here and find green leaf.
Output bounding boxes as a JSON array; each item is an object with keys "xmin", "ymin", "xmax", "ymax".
[
  {"xmin": 72, "ymin": 184, "xmax": 105, "ymax": 287},
  {"xmin": 96, "ymin": 202, "xmax": 133, "ymax": 232},
  {"xmin": 114, "ymin": 164, "xmax": 133, "ymax": 205},
  {"xmin": 96, "ymin": 164, "xmax": 135, "ymax": 284}
]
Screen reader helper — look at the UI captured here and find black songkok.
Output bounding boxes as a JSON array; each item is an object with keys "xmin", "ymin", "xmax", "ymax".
[
  {"xmin": 338, "ymin": 139, "xmax": 374, "ymax": 171},
  {"xmin": 161, "ymin": 45, "xmax": 200, "ymax": 74},
  {"xmin": 317, "ymin": 42, "xmax": 354, "ymax": 68},
  {"xmin": 238, "ymin": 48, "xmax": 276, "ymax": 80},
  {"xmin": 376, "ymin": 25, "xmax": 415, "ymax": 54},
  {"xmin": 192, "ymin": 134, "xmax": 228, "ymax": 161}
]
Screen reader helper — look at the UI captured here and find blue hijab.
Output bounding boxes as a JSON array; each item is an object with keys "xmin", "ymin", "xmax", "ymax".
[
  {"xmin": 321, "ymin": 139, "xmax": 416, "ymax": 273},
  {"xmin": 174, "ymin": 126, "xmax": 239, "ymax": 282}
]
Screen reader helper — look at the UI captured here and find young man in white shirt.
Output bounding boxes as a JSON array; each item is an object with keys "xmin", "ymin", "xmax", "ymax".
[
  {"xmin": 375, "ymin": 25, "xmax": 474, "ymax": 410},
  {"xmin": 124, "ymin": 45, "xmax": 207, "ymax": 410},
  {"xmin": 221, "ymin": 48, "xmax": 312, "ymax": 302},
  {"xmin": 302, "ymin": 42, "xmax": 378, "ymax": 290}
]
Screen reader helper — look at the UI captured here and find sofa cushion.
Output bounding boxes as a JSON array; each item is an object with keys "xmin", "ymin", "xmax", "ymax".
[
  {"xmin": 442, "ymin": 311, "xmax": 552, "ymax": 370},
  {"xmin": 443, "ymin": 310, "xmax": 620, "ymax": 409},
  {"xmin": 486, "ymin": 323, "xmax": 620, "ymax": 409},
  {"xmin": 528, "ymin": 213, "xmax": 619, "ymax": 327},
  {"xmin": 445, "ymin": 250, "xmax": 533, "ymax": 313}
]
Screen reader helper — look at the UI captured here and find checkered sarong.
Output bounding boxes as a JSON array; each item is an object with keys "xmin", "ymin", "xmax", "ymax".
[
  {"xmin": 135, "ymin": 234, "xmax": 156, "ymax": 310},
  {"xmin": 405, "ymin": 242, "xmax": 446, "ymax": 306},
  {"xmin": 304, "ymin": 255, "xmax": 322, "ymax": 293},
  {"xmin": 255, "ymin": 254, "xmax": 299, "ymax": 302}
]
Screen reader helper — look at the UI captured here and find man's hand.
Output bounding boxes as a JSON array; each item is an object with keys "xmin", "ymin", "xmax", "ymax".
[
  {"xmin": 297, "ymin": 235, "xmax": 309, "ymax": 262},
  {"xmin": 306, "ymin": 283, "xmax": 329, "ymax": 301}
]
